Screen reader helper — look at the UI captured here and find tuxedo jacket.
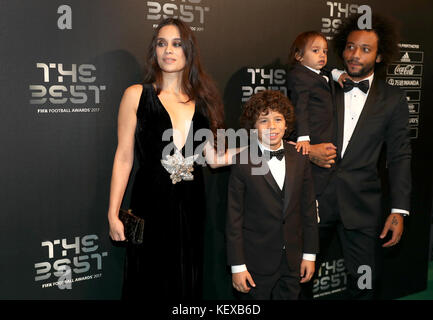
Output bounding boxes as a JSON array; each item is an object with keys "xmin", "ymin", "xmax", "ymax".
[
  {"xmin": 225, "ymin": 141, "xmax": 319, "ymax": 276},
  {"xmin": 329, "ymin": 77, "xmax": 412, "ymax": 230},
  {"xmin": 286, "ymin": 63, "xmax": 336, "ymax": 195}
]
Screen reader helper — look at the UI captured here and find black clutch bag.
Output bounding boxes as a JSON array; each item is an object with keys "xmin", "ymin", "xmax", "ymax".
[{"xmin": 119, "ymin": 209, "xmax": 145, "ymax": 245}]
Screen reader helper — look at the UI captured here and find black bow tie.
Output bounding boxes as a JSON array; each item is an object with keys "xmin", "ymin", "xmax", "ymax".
[
  {"xmin": 264, "ymin": 149, "xmax": 285, "ymax": 161},
  {"xmin": 343, "ymin": 79, "xmax": 370, "ymax": 94}
]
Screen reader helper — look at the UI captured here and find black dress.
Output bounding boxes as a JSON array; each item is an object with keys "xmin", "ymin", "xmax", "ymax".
[{"xmin": 122, "ymin": 84, "xmax": 210, "ymax": 301}]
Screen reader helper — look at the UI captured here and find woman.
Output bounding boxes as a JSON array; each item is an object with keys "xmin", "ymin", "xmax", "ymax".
[{"xmin": 107, "ymin": 18, "xmax": 233, "ymax": 300}]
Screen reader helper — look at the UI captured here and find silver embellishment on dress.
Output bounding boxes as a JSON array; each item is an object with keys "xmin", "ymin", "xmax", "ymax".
[{"xmin": 161, "ymin": 150, "xmax": 198, "ymax": 184}]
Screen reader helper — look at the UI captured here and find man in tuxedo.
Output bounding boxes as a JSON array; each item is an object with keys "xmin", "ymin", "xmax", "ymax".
[
  {"xmin": 226, "ymin": 90, "xmax": 319, "ymax": 300},
  {"xmin": 309, "ymin": 14, "xmax": 411, "ymax": 299}
]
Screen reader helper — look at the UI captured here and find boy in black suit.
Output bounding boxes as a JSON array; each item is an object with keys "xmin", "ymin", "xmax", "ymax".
[{"xmin": 225, "ymin": 90, "xmax": 319, "ymax": 300}]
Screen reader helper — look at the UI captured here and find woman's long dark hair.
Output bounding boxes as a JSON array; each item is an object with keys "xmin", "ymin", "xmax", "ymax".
[{"xmin": 143, "ymin": 18, "xmax": 225, "ymax": 140}]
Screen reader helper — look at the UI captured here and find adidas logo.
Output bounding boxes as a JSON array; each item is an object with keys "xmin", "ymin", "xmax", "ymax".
[{"xmin": 401, "ymin": 52, "xmax": 411, "ymax": 62}]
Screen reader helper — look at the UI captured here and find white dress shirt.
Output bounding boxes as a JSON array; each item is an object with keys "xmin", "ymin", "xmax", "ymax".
[
  {"xmin": 231, "ymin": 140, "xmax": 315, "ymax": 274},
  {"xmin": 258, "ymin": 140, "xmax": 286, "ymax": 189},
  {"xmin": 341, "ymin": 73, "xmax": 374, "ymax": 157}
]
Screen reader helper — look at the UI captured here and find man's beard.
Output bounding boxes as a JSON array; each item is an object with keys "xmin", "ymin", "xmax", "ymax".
[{"xmin": 344, "ymin": 59, "xmax": 375, "ymax": 79}]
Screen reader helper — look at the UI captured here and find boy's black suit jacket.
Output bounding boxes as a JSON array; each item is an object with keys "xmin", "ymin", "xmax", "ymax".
[
  {"xmin": 286, "ymin": 63, "xmax": 336, "ymax": 196},
  {"xmin": 226, "ymin": 141, "xmax": 319, "ymax": 276}
]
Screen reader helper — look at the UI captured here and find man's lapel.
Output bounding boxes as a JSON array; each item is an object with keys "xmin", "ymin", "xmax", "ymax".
[{"xmin": 328, "ymin": 70, "xmax": 336, "ymax": 98}]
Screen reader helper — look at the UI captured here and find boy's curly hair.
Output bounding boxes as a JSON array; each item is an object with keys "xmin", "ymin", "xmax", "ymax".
[
  {"xmin": 240, "ymin": 90, "xmax": 295, "ymax": 136},
  {"xmin": 333, "ymin": 13, "xmax": 400, "ymax": 74}
]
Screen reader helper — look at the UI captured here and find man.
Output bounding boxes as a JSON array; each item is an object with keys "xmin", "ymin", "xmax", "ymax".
[{"xmin": 308, "ymin": 14, "xmax": 411, "ymax": 299}]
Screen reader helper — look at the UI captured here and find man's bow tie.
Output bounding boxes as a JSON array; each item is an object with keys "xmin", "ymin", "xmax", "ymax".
[
  {"xmin": 264, "ymin": 149, "xmax": 285, "ymax": 161},
  {"xmin": 343, "ymin": 79, "xmax": 370, "ymax": 94}
]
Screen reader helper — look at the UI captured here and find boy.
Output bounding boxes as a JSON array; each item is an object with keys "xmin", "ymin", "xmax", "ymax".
[{"xmin": 226, "ymin": 90, "xmax": 319, "ymax": 300}]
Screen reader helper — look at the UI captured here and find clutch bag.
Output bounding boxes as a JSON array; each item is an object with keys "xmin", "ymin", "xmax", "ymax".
[{"xmin": 119, "ymin": 209, "xmax": 145, "ymax": 245}]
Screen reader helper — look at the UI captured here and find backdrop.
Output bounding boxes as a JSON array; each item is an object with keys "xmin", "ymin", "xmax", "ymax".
[{"xmin": 0, "ymin": 0, "xmax": 432, "ymax": 300}]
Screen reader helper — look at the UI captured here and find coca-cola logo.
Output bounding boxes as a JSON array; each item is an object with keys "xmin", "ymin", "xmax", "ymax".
[
  {"xmin": 387, "ymin": 63, "xmax": 423, "ymax": 76},
  {"xmin": 393, "ymin": 64, "xmax": 415, "ymax": 75}
]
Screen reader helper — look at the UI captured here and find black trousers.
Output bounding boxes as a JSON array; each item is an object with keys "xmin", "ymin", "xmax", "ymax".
[
  {"xmin": 303, "ymin": 177, "xmax": 382, "ymax": 300},
  {"xmin": 236, "ymin": 250, "xmax": 301, "ymax": 300}
]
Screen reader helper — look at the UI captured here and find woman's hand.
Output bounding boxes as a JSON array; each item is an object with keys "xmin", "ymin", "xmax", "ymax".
[
  {"xmin": 204, "ymin": 141, "xmax": 247, "ymax": 168},
  {"xmin": 109, "ymin": 216, "xmax": 126, "ymax": 242}
]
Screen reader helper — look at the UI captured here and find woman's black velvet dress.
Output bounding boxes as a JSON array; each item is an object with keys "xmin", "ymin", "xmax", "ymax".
[{"xmin": 122, "ymin": 84, "xmax": 209, "ymax": 301}]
